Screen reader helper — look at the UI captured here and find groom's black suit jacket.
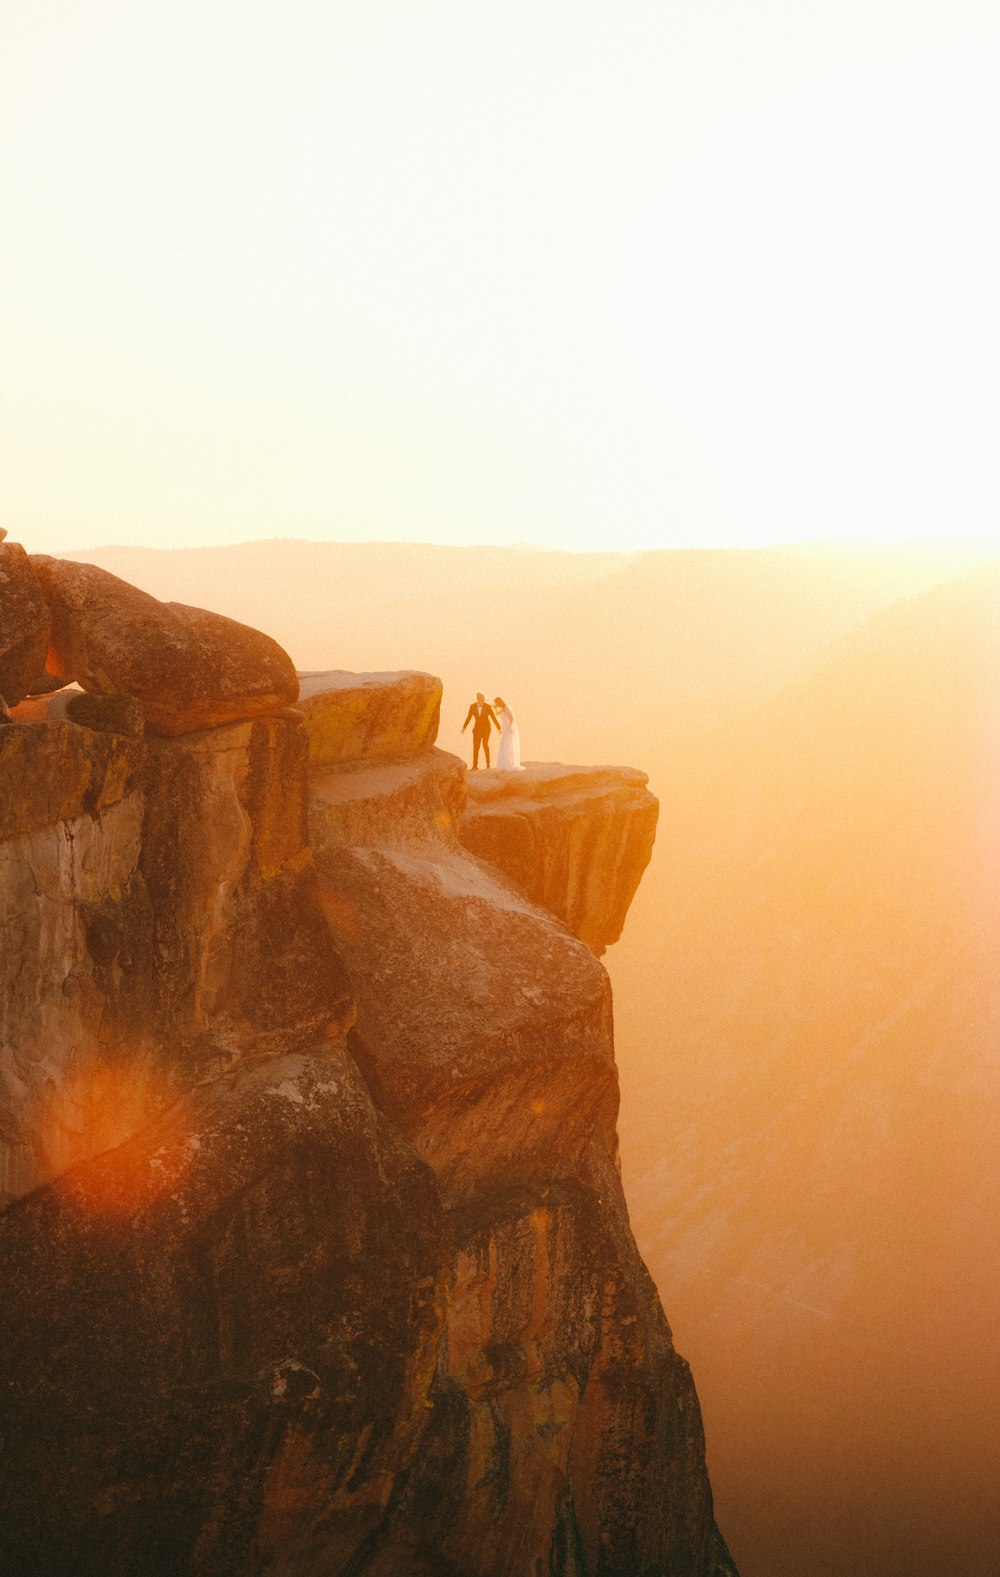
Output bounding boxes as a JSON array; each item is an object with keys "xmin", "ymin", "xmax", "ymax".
[{"xmin": 463, "ymin": 702, "xmax": 499, "ymax": 737}]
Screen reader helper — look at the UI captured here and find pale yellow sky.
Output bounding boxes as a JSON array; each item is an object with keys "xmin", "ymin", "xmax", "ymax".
[{"xmin": 3, "ymin": 1, "xmax": 999, "ymax": 556}]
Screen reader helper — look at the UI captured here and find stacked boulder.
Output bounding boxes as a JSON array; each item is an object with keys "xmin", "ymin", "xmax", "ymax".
[{"xmin": 1, "ymin": 541, "xmax": 299, "ymax": 734}]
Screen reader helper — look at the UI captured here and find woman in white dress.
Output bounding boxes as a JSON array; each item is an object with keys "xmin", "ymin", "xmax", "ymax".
[{"xmin": 493, "ymin": 696, "xmax": 524, "ymax": 771}]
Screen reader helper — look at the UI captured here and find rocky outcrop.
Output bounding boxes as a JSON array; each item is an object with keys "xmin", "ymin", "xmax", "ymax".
[
  {"xmin": 460, "ymin": 763, "xmax": 659, "ymax": 953},
  {"xmin": 30, "ymin": 556, "xmax": 299, "ymax": 734},
  {"xmin": 0, "ymin": 628, "xmax": 734, "ymax": 1575},
  {"xmin": 301, "ymin": 674, "xmax": 732, "ymax": 1574},
  {"xmin": 0, "ymin": 540, "xmax": 50, "ymax": 706},
  {"xmin": 297, "ymin": 668, "xmax": 442, "ymax": 766}
]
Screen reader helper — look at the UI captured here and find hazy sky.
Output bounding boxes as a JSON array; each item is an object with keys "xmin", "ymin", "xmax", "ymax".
[{"xmin": 3, "ymin": 1, "xmax": 999, "ymax": 555}]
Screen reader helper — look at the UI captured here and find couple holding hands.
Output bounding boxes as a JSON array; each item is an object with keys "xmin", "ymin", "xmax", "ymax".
[{"xmin": 461, "ymin": 693, "xmax": 522, "ymax": 771}]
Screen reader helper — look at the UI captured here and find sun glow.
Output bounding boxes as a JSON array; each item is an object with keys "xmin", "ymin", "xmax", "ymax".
[{"xmin": 3, "ymin": 1, "xmax": 999, "ymax": 557}]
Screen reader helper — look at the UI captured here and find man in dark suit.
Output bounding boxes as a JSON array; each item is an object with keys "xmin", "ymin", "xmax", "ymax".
[{"xmin": 461, "ymin": 692, "xmax": 500, "ymax": 768}]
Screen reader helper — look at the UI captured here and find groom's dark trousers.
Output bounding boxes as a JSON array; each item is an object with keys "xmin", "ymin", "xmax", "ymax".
[{"xmin": 463, "ymin": 702, "xmax": 499, "ymax": 768}]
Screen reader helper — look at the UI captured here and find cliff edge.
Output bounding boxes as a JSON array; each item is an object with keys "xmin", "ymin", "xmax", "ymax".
[
  {"xmin": 0, "ymin": 552, "xmax": 735, "ymax": 1577},
  {"xmin": 460, "ymin": 762, "xmax": 659, "ymax": 955}
]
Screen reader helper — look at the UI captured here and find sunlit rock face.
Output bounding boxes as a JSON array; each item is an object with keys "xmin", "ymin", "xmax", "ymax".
[
  {"xmin": 30, "ymin": 555, "xmax": 299, "ymax": 734},
  {"xmin": 0, "ymin": 636, "xmax": 733, "ymax": 1575},
  {"xmin": 460, "ymin": 763, "xmax": 659, "ymax": 954},
  {"xmin": 297, "ymin": 668, "xmax": 442, "ymax": 766},
  {"xmin": 309, "ymin": 746, "xmax": 466, "ymax": 853}
]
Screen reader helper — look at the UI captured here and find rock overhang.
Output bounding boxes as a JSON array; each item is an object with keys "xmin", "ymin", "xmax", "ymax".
[{"xmin": 460, "ymin": 760, "xmax": 660, "ymax": 955}]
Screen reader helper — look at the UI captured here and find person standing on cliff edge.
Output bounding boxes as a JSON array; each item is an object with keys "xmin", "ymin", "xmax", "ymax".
[{"xmin": 461, "ymin": 692, "xmax": 499, "ymax": 768}]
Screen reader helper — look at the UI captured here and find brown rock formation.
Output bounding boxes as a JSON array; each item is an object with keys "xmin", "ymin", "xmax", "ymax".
[
  {"xmin": 30, "ymin": 556, "xmax": 298, "ymax": 735},
  {"xmin": 460, "ymin": 762, "xmax": 659, "ymax": 954},
  {"xmin": 297, "ymin": 668, "xmax": 442, "ymax": 766},
  {"xmin": 0, "ymin": 539, "xmax": 51, "ymax": 706},
  {"xmin": 301, "ymin": 674, "xmax": 732, "ymax": 1575},
  {"xmin": 0, "ymin": 639, "xmax": 733, "ymax": 1574}
]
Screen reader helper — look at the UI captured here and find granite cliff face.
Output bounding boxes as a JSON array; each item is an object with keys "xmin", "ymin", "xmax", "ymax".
[{"xmin": 0, "ymin": 552, "xmax": 734, "ymax": 1577}]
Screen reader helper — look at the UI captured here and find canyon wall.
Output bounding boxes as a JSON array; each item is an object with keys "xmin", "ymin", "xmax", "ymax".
[{"xmin": 0, "ymin": 553, "xmax": 735, "ymax": 1576}]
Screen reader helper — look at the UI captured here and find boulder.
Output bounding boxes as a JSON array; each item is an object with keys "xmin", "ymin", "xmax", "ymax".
[
  {"xmin": 30, "ymin": 556, "xmax": 298, "ymax": 735},
  {"xmin": 297, "ymin": 669, "xmax": 442, "ymax": 766},
  {"xmin": 324, "ymin": 843, "xmax": 618, "ymax": 1204},
  {"xmin": 0, "ymin": 541, "xmax": 51, "ymax": 707}
]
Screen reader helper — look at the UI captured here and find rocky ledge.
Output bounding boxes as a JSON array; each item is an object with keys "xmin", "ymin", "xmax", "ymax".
[
  {"xmin": 0, "ymin": 569, "xmax": 734, "ymax": 1577},
  {"xmin": 460, "ymin": 762, "xmax": 659, "ymax": 954}
]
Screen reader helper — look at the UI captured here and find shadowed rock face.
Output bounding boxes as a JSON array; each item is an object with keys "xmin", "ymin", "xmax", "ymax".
[
  {"xmin": 30, "ymin": 556, "xmax": 299, "ymax": 735},
  {"xmin": 0, "ymin": 540, "xmax": 50, "ymax": 706},
  {"xmin": 0, "ymin": 1047, "xmax": 449, "ymax": 1577},
  {"xmin": 460, "ymin": 763, "xmax": 659, "ymax": 954},
  {"xmin": 0, "ymin": 648, "xmax": 734, "ymax": 1575}
]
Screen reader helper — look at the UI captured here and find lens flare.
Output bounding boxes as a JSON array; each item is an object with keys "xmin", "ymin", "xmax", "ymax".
[{"xmin": 39, "ymin": 1056, "xmax": 188, "ymax": 1216}]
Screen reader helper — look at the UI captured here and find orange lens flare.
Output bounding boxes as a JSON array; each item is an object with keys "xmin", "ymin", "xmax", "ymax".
[{"xmin": 39, "ymin": 1058, "xmax": 188, "ymax": 1217}]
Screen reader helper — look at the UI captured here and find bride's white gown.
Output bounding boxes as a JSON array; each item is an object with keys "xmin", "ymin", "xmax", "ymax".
[{"xmin": 496, "ymin": 705, "xmax": 524, "ymax": 771}]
